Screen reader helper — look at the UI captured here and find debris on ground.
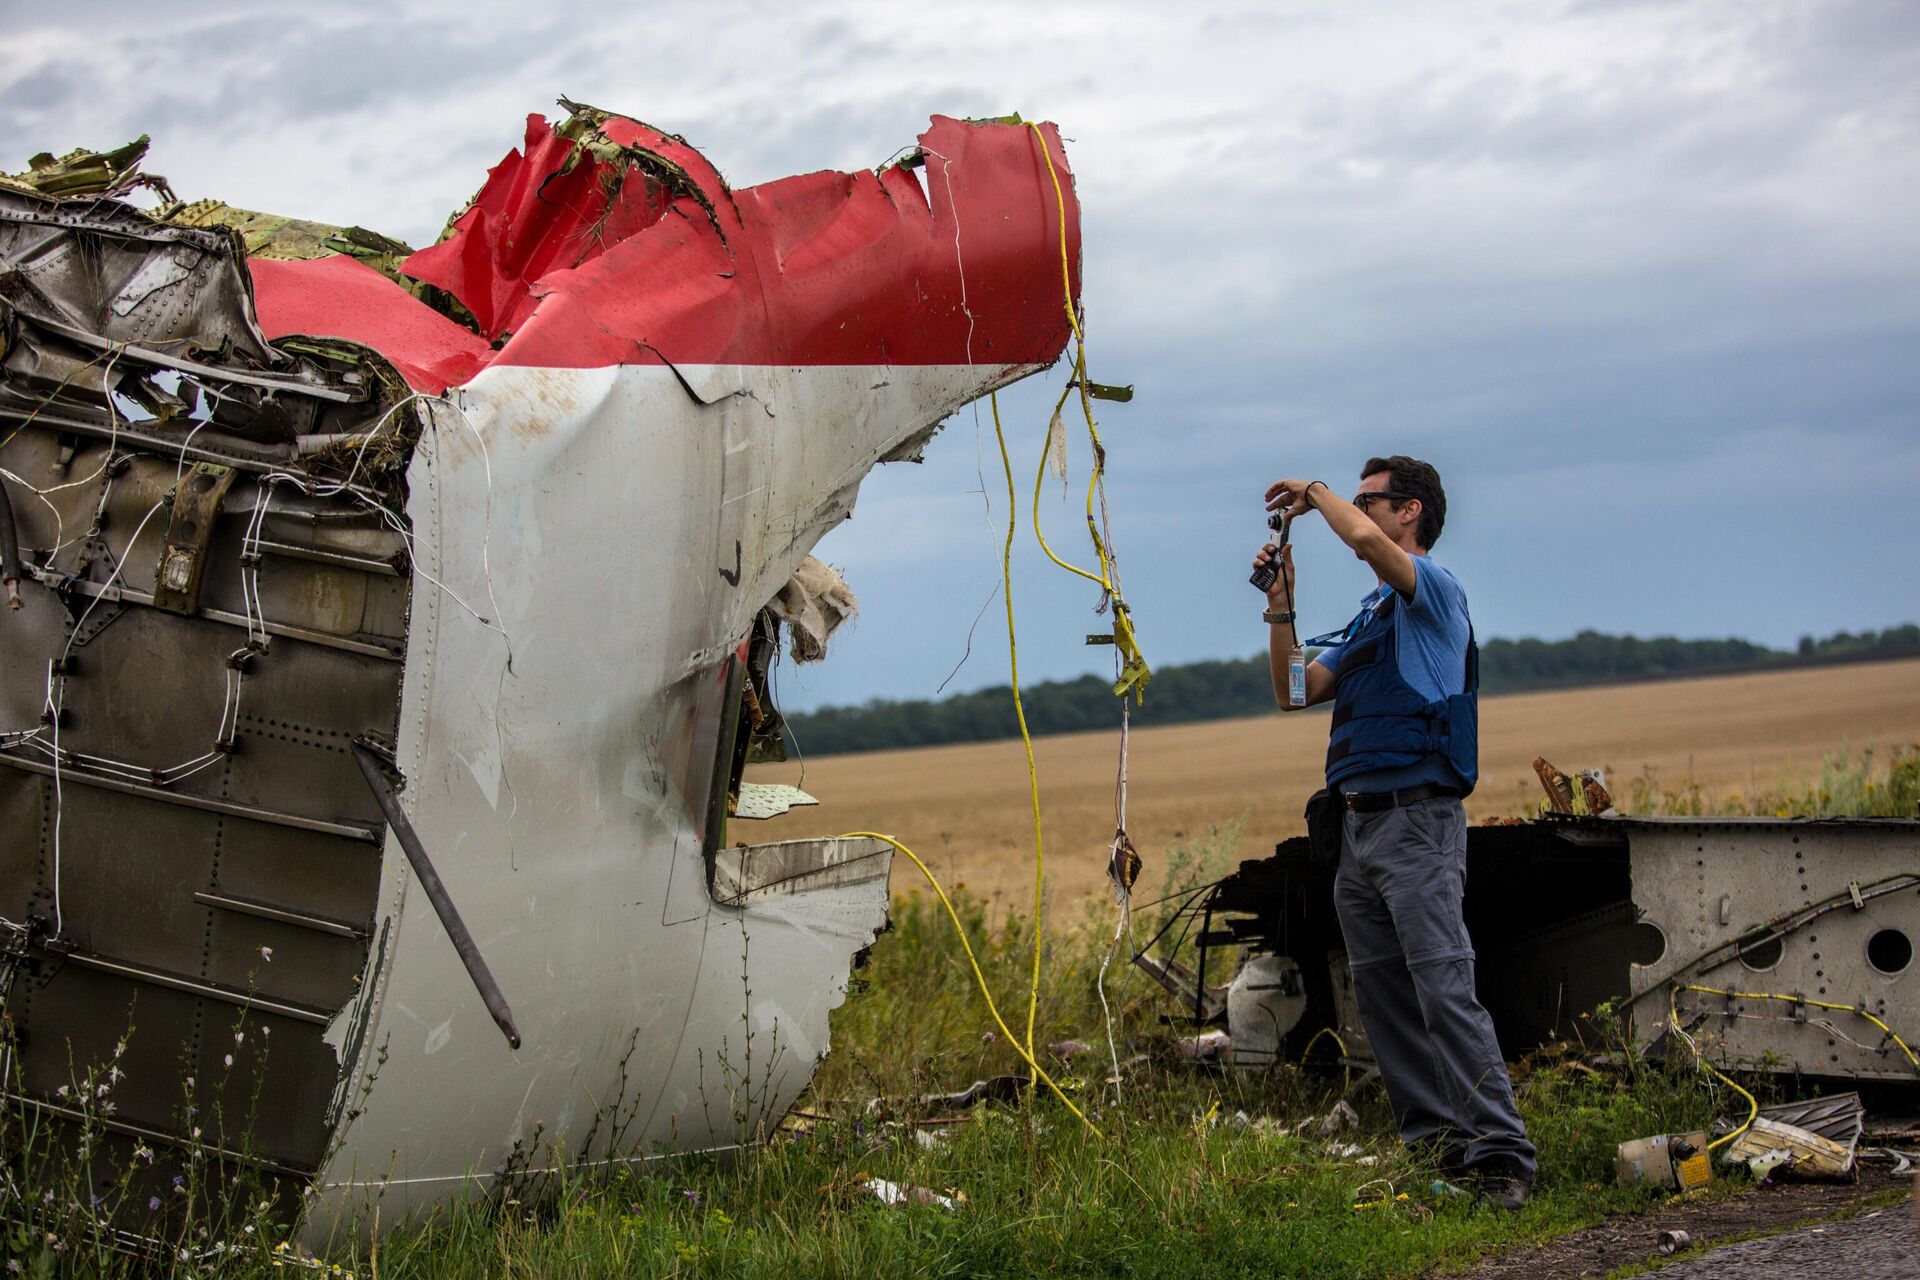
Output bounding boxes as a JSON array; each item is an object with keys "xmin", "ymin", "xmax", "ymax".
[
  {"xmin": 1726, "ymin": 1117, "xmax": 1857, "ymax": 1181},
  {"xmin": 1616, "ymin": 1131, "xmax": 1712, "ymax": 1192},
  {"xmin": 1656, "ymin": 1228, "xmax": 1693, "ymax": 1255},
  {"xmin": 857, "ymin": 1175, "xmax": 964, "ymax": 1211},
  {"xmin": 1317, "ymin": 1099, "xmax": 1360, "ymax": 1135},
  {"xmin": 1176, "ymin": 1029, "xmax": 1232, "ymax": 1061},
  {"xmin": 1449, "ymin": 1164, "xmax": 1905, "ymax": 1279}
]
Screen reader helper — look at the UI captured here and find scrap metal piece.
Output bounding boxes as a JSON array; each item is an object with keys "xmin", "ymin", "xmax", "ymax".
[
  {"xmin": 1132, "ymin": 951, "xmax": 1227, "ymax": 1022},
  {"xmin": 152, "ymin": 462, "xmax": 236, "ymax": 614},
  {"xmin": 1758, "ymin": 1092, "xmax": 1866, "ymax": 1153},
  {"xmin": 1533, "ymin": 755, "xmax": 1576, "ymax": 814},
  {"xmin": 1725, "ymin": 1116, "xmax": 1856, "ymax": 1180},
  {"xmin": 730, "ymin": 782, "xmax": 819, "ymax": 821},
  {"xmin": 1616, "ymin": 1131, "xmax": 1711, "ymax": 1191},
  {"xmin": 351, "ymin": 742, "xmax": 520, "ymax": 1051},
  {"xmin": 1225, "ymin": 953, "xmax": 1306, "ymax": 1070},
  {"xmin": 709, "ymin": 837, "xmax": 888, "ymax": 906},
  {"xmin": 1173, "ymin": 814, "xmax": 1919, "ymax": 1084}
]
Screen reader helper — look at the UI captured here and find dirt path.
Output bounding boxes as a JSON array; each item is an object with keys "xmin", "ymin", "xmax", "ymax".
[
  {"xmin": 1447, "ymin": 1168, "xmax": 1910, "ymax": 1279},
  {"xmin": 746, "ymin": 658, "xmax": 1920, "ymax": 906}
]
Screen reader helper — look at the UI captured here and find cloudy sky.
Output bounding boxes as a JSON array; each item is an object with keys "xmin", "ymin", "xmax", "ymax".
[{"xmin": 6, "ymin": 1, "xmax": 1915, "ymax": 710}]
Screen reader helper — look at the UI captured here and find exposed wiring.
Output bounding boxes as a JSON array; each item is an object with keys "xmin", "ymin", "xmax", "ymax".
[
  {"xmin": 1679, "ymin": 983, "xmax": 1919, "ymax": 1069},
  {"xmin": 842, "ymin": 831, "xmax": 1101, "ymax": 1138},
  {"xmin": 1667, "ymin": 984, "xmax": 1761, "ymax": 1152},
  {"xmin": 987, "ymin": 393, "xmax": 1050, "ymax": 1062},
  {"xmin": 1300, "ymin": 1025, "xmax": 1354, "ymax": 1092}
]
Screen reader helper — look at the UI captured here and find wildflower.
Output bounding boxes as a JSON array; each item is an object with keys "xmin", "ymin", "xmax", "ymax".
[
  {"xmin": 184, "ymin": 1076, "xmax": 195, "ymax": 1089},
  {"xmin": 96, "ymin": 1082, "xmax": 110, "ymax": 1097},
  {"xmin": 134, "ymin": 1145, "xmax": 154, "ymax": 1162},
  {"xmin": 148, "ymin": 1196, "xmax": 161, "ymax": 1211},
  {"xmin": 259, "ymin": 946, "xmax": 274, "ymax": 962},
  {"xmin": 108, "ymin": 1066, "xmax": 124, "ymax": 1084},
  {"xmin": 234, "ymin": 1030, "xmax": 245, "ymax": 1044},
  {"xmin": 7, "ymin": 1258, "xmax": 21, "ymax": 1274},
  {"xmin": 54, "ymin": 1084, "xmax": 68, "ymax": 1099},
  {"xmin": 224, "ymin": 1054, "xmax": 234, "ymax": 1067},
  {"xmin": 682, "ymin": 1189, "xmax": 702, "ymax": 1207},
  {"xmin": 113, "ymin": 1038, "xmax": 126, "ymax": 1059}
]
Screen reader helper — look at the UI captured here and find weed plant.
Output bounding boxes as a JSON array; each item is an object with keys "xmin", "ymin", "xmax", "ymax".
[{"xmin": 1628, "ymin": 744, "xmax": 1919, "ymax": 818}]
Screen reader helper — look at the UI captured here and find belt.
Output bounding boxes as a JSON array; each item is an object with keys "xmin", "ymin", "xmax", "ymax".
[{"xmin": 1341, "ymin": 783, "xmax": 1459, "ymax": 813}]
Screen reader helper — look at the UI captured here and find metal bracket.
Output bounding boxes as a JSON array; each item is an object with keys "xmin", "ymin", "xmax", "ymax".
[{"xmin": 152, "ymin": 461, "xmax": 236, "ymax": 615}]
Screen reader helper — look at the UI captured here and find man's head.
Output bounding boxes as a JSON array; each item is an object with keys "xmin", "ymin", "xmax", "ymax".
[{"xmin": 1356, "ymin": 455, "xmax": 1446, "ymax": 551}]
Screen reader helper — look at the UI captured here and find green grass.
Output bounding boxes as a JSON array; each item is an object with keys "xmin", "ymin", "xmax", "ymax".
[{"xmin": 13, "ymin": 777, "xmax": 1910, "ymax": 1277}]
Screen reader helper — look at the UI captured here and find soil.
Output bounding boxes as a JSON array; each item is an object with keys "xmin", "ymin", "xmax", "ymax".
[
  {"xmin": 1445, "ymin": 1166, "xmax": 1911, "ymax": 1279},
  {"xmin": 746, "ymin": 658, "xmax": 1920, "ymax": 906}
]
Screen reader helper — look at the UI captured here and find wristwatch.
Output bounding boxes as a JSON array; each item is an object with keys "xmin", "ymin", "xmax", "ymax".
[{"xmin": 1263, "ymin": 609, "xmax": 1296, "ymax": 625}]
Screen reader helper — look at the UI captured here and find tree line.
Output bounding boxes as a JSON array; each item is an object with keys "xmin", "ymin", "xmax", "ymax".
[{"xmin": 783, "ymin": 624, "xmax": 1920, "ymax": 758}]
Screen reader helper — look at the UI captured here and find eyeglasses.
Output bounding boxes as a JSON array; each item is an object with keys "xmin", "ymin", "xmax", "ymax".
[{"xmin": 1353, "ymin": 490, "xmax": 1416, "ymax": 511}]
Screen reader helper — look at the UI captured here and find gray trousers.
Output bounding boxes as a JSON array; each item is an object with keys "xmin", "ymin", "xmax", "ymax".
[{"xmin": 1334, "ymin": 797, "xmax": 1537, "ymax": 1177}]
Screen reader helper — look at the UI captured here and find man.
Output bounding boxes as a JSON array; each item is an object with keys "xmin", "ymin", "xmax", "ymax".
[{"xmin": 1251, "ymin": 455, "xmax": 1537, "ymax": 1210}]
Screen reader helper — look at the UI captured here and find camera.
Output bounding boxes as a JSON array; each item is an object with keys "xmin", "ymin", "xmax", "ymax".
[{"xmin": 1249, "ymin": 510, "xmax": 1288, "ymax": 591}]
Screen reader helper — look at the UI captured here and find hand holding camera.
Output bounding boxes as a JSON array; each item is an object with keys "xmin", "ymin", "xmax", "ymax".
[{"xmin": 1250, "ymin": 510, "xmax": 1293, "ymax": 596}]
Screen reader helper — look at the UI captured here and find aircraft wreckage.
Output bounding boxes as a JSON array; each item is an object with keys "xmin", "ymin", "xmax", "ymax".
[
  {"xmin": 1156, "ymin": 772, "xmax": 1920, "ymax": 1087},
  {"xmin": 0, "ymin": 104, "xmax": 1082, "ymax": 1240}
]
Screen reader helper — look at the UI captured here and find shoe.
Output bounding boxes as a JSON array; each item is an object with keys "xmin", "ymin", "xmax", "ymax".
[{"xmin": 1467, "ymin": 1155, "xmax": 1532, "ymax": 1212}]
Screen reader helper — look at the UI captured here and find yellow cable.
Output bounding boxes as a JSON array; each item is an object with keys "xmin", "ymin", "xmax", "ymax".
[
  {"xmin": 1300, "ymin": 1026, "xmax": 1350, "ymax": 1063},
  {"xmin": 1300, "ymin": 1025, "xmax": 1353, "ymax": 1091},
  {"xmin": 1030, "ymin": 384, "xmax": 1109, "ymax": 592},
  {"xmin": 987, "ymin": 393, "xmax": 1049, "ymax": 1060},
  {"xmin": 1022, "ymin": 124, "xmax": 1151, "ymax": 702},
  {"xmin": 842, "ymin": 831, "xmax": 1101, "ymax": 1137},
  {"xmin": 1680, "ymin": 984, "xmax": 1920, "ymax": 1068},
  {"xmin": 1027, "ymin": 123, "xmax": 1083, "ymax": 345},
  {"xmin": 1668, "ymin": 985, "xmax": 1760, "ymax": 1152}
]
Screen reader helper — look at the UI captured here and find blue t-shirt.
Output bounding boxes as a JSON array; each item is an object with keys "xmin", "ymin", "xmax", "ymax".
[{"xmin": 1311, "ymin": 556, "xmax": 1472, "ymax": 792}]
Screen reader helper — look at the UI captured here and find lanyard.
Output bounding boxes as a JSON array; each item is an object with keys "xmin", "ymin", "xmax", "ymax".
[{"xmin": 1302, "ymin": 596, "xmax": 1382, "ymax": 649}]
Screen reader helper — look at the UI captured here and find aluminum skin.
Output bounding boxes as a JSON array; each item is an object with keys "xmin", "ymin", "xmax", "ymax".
[{"xmin": 0, "ymin": 105, "xmax": 1083, "ymax": 1244}]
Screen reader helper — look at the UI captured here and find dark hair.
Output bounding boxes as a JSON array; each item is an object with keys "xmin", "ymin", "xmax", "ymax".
[{"xmin": 1361, "ymin": 455, "xmax": 1446, "ymax": 548}]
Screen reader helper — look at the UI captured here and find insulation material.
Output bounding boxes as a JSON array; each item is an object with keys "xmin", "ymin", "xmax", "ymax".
[{"xmin": 769, "ymin": 556, "xmax": 859, "ymax": 663}]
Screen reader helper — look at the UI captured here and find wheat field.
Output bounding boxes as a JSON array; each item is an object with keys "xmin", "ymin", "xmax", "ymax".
[{"xmin": 743, "ymin": 657, "xmax": 1920, "ymax": 906}]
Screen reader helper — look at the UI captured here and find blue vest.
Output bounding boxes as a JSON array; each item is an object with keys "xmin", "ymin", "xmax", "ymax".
[{"xmin": 1324, "ymin": 593, "xmax": 1480, "ymax": 796}]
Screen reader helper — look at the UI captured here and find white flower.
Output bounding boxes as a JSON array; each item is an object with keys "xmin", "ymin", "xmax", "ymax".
[
  {"xmin": 259, "ymin": 946, "xmax": 273, "ymax": 962},
  {"xmin": 223, "ymin": 1054, "xmax": 234, "ymax": 1067},
  {"xmin": 54, "ymin": 1085, "xmax": 68, "ymax": 1099}
]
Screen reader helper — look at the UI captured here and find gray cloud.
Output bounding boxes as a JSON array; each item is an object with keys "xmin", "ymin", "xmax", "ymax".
[{"xmin": 3, "ymin": 0, "xmax": 1911, "ymax": 707}]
